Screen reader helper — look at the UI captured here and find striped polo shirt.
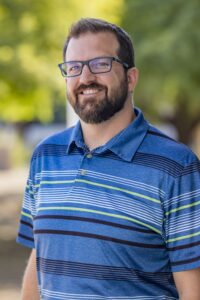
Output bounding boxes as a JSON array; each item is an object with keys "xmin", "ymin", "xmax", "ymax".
[{"xmin": 17, "ymin": 108, "xmax": 200, "ymax": 300}]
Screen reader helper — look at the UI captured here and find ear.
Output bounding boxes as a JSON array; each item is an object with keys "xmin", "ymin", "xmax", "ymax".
[{"xmin": 127, "ymin": 67, "xmax": 139, "ymax": 93}]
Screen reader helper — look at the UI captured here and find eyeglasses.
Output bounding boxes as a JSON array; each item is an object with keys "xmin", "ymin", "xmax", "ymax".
[{"xmin": 58, "ymin": 56, "xmax": 129, "ymax": 77}]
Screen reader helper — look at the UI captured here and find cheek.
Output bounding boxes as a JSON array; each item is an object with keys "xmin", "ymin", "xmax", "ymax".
[
  {"xmin": 65, "ymin": 79, "xmax": 77, "ymax": 93},
  {"xmin": 107, "ymin": 77, "xmax": 121, "ymax": 93}
]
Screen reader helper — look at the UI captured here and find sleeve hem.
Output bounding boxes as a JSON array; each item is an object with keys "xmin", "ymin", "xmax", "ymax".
[
  {"xmin": 16, "ymin": 237, "xmax": 35, "ymax": 249},
  {"xmin": 171, "ymin": 261, "xmax": 200, "ymax": 272}
]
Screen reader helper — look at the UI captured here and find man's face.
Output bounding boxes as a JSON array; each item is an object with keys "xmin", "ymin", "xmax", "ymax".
[{"xmin": 65, "ymin": 32, "xmax": 129, "ymax": 124}]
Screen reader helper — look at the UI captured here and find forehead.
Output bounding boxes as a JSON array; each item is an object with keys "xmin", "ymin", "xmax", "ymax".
[{"xmin": 65, "ymin": 31, "xmax": 119, "ymax": 61}]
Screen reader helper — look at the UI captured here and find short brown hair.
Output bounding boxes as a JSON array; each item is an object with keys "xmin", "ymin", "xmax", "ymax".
[{"xmin": 63, "ymin": 18, "xmax": 135, "ymax": 68}]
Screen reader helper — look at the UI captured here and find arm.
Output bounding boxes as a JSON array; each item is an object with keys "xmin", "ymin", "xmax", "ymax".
[
  {"xmin": 21, "ymin": 249, "xmax": 40, "ymax": 300},
  {"xmin": 173, "ymin": 268, "xmax": 200, "ymax": 300}
]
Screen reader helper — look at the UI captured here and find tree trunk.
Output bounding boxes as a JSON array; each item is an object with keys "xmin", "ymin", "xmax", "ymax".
[{"xmin": 166, "ymin": 96, "xmax": 200, "ymax": 146}]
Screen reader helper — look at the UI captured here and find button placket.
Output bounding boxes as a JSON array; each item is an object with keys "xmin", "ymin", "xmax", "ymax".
[{"xmin": 78, "ymin": 150, "xmax": 94, "ymax": 178}]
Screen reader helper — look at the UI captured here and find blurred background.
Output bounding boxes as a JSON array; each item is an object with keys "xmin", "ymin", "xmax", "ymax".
[{"xmin": 0, "ymin": 0, "xmax": 200, "ymax": 298}]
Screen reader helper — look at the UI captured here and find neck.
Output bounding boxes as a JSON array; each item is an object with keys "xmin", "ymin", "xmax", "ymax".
[{"xmin": 80, "ymin": 99, "xmax": 135, "ymax": 150}]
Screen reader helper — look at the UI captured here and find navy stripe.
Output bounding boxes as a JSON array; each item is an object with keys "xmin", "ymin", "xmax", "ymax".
[
  {"xmin": 20, "ymin": 220, "xmax": 33, "ymax": 228},
  {"xmin": 34, "ymin": 229, "xmax": 164, "ymax": 249},
  {"xmin": 34, "ymin": 215, "xmax": 153, "ymax": 234},
  {"xmin": 133, "ymin": 152, "xmax": 183, "ymax": 177},
  {"xmin": 32, "ymin": 144, "xmax": 84, "ymax": 160},
  {"xmin": 168, "ymin": 240, "xmax": 200, "ymax": 251},
  {"xmin": 32, "ymin": 144, "xmax": 68, "ymax": 160},
  {"xmin": 37, "ymin": 257, "xmax": 174, "ymax": 285},
  {"xmin": 181, "ymin": 161, "xmax": 200, "ymax": 176},
  {"xmin": 171, "ymin": 255, "xmax": 200, "ymax": 266},
  {"xmin": 99, "ymin": 151, "xmax": 184, "ymax": 177},
  {"xmin": 18, "ymin": 233, "xmax": 34, "ymax": 242}
]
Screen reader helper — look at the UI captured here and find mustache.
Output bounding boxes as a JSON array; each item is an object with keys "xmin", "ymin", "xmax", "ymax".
[{"xmin": 76, "ymin": 83, "xmax": 106, "ymax": 93}]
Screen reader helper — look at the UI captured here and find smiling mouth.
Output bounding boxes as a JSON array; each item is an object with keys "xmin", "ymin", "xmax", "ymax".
[{"xmin": 79, "ymin": 87, "xmax": 104, "ymax": 96}]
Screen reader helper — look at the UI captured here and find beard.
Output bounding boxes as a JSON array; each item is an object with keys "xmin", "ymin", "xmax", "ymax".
[{"xmin": 67, "ymin": 75, "xmax": 129, "ymax": 124}]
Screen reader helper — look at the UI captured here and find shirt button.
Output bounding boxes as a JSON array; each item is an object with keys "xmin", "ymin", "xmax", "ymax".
[
  {"xmin": 86, "ymin": 153, "xmax": 92, "ymax": 158},
  {"xmin": 80, "ymin": 169, "xmax": 87, "ymax": 176}
]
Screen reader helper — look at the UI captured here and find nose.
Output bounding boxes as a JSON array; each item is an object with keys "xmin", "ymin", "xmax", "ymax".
[{"xmin": 79, "ymin": 64, "xmax": 97, "ymax": 84}]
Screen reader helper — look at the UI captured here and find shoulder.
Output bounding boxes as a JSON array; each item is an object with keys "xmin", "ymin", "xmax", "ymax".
[
  {"xmin": 31, "ymin": 126, "xmax": 75, "ymax": 161},
  {"xmin": 136, "ymin": 124, "xmax": 199, "ymax": 179},
  {"xmin": 143, "ymin": 124, "xmax": 199, "ymax": 167},
  {"xmin": 37, "ymin": 126, "xmax": 74, "ymax": 146}
]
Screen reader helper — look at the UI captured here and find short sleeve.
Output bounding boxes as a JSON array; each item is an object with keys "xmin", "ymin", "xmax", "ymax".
[
  {"xmin": 16, "ymin": 168, "xmax": 35, "ymax": 249},
  {"xmin": 164, "ymin": 152, "xmax": 200, "ymax": 272}
]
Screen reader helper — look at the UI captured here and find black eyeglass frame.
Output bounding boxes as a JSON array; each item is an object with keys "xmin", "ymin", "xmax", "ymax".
[{"xmin": 58, "ymin": 56, "xmax": 129, "ymax": 78}]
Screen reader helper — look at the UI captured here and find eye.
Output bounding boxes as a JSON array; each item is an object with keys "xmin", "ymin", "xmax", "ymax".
[
  {"xmin": 98, "ymin": 61, "xmax": 109, "ymax": 68},
  {"xmin": 71, "ymin": 65, "xmax": 81, "ymax": 71},
  {"xmin": 91, "ymin": 58, "xmax": 111, "ymax": 70},
  {"xmin": 67, "ymin": 63, "xmax": 81, "ymax": 74}
]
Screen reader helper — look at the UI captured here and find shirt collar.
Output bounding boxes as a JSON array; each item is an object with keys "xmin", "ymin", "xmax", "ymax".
[
  {"xmin": 66, "ymin": 121, "xmax": 84, "ymax": 154},
  {"xmin": 66, "ymin": 107, "xmax": 149, "ymax": 162}
]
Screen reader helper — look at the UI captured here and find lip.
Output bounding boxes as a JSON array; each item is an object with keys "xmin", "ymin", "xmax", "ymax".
[{"xmin": 78, "ymin": 88, "xmax": 104, "ymax": 96}]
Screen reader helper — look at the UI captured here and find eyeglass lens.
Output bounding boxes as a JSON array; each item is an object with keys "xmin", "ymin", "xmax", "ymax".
[{"xmin": 62, "ymin": 57, "xmax": 113, "ymax": 77}]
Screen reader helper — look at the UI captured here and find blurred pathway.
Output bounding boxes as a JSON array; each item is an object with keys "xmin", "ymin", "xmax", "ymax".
[
  {"xmin": 0, "ymin": 168, "xmax": 28, "ymax": 196},
  {"xmin": 0, "ymin": 168, "xmax": 30, "ymax": 299},
  {"xmin": 0, "ymin": 240, "xmax": 30, "ymax": 300}
]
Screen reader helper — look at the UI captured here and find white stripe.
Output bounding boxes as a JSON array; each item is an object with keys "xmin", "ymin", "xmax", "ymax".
[
  {"xmin": 165, "ymin": 211, "xmax": 200, "ymax": 236},
  {"xmin": 39, "ymin": 185, "xmax": 162, "ymax": 216},
  {"xmin": 36, "ymin": 187, "xmax": 162, "ymax": 227},
  {"xmin": 34, "ymin": 169, "xmax": 165, "ymax": 198},
  {"xmin": 35, "ymin": 170, "xmax": 77, "ymax": 180},
  {"xmin": 165, "ymin": 189, "xmax": 200, "ymax": 207},
  {"xmin": 41, "ymin": 289, "xmax": 177, "ymax": 300},
  {"xmin": 85, "ymin": 170, "xmax": 165, "ymax": 197}
]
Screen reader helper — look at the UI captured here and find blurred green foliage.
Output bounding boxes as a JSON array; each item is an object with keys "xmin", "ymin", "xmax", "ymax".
[
  {"xmin": 0, "ymin": 0, "xmax": 200, "ymax": 144},
  {"xmin": 121, "ymin": 0, "xmax": 200, "ymax": 143},
  {"xmin": 0, "ymin": 0, "xmax": 124, "ymax": 123}
]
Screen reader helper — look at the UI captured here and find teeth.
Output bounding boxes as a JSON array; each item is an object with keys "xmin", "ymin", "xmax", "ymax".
[{"xmin": 82, "ymin": 89, "xmax": 99, "ymax": 95}]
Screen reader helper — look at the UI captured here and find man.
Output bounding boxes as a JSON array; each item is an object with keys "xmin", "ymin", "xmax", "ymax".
[{"xmin": 17, "ymin": 18, "xmax": 200, "ymax": 299}]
